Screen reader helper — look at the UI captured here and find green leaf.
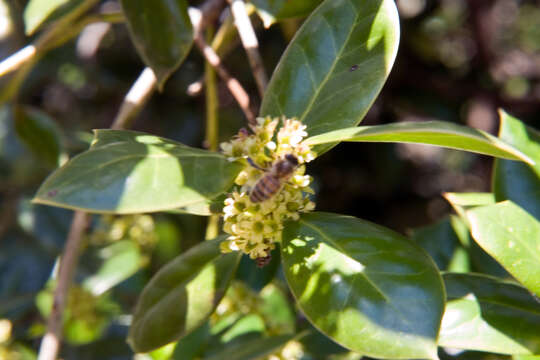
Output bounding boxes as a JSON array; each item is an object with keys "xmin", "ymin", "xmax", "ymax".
[
  {"xmin": 260, "ymin": 0, "xmax": 400, "ymax": 155},
  {"xmin": 252, "ymin": 0, "xmax": 323, "ymax": 27},
  {"xmin": 440, "ymin": 273, "xmax": 540, "ymax": 354},
  {"xmin": 128, "ymin": 237, "xmax": 241, "ymax": 353},
  {"xmin": 281, "ymin": 212, "xmax": 445, "ymax": 359},
  {"xmin": 443, "ymin": 192, "xmax": 496, "ymax": 220},
  {"xmin": 23, "ymin": 0, "xmax": 80, "ymax": 35},
  {"xmin": 120, "ymin": 0, "xmax": 193, "ymax": 89},
  {"xmin": 411, "ymin": 216, "xmax": 470, "ymax": 273},
  {"xmin": 33, "ymin": 130, "xmax": 243, "ymax": 214},
  {"xmin": 83, "ymin": 240, "xmax": 143, "ymax": 296},
  {"xmin": 14, "ymin": 105, "xmax": 62, "ymax": 168},
  {"xmin": 305, "ymin": 121, "xmax": 535, "ymax": 164},
  {"xmin": 466, "ymin": 201, "xmax": 540, "ymax": 297},
  {"xmin": 203, "ymin": 334, "xmax": 296, "ymax": 360},
  {"xmin": 493, "ymin": 110, "xmax": 540, "ymax": 220}
]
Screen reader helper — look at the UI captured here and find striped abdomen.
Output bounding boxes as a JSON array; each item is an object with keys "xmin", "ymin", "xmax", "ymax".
[{"xmin": 250, "ymin": 174, "xmax": 282, "ymax": 202}]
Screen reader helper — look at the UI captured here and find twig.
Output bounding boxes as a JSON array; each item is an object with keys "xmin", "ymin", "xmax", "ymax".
[
  {"xmin": 204, "ymin": 26, "xmax": 221, "ymax": 239},
  {"xmin": 37, "ymin": 4, "xmax": 230, "ymax": 359},
  {"xmin": 0, "ymin": 0, "xmax": 100, "ymax": 78},
  {"xmin": 38, "ymin": 211, "xmax": 91, "ymax": 360},
  {"xmin": 191, "ymin": 8, "xmax": 256, "ymax": 124},
  {"xmin": 228, "ymin": 0, "xmax": 267, "ymax": 97},
  {"xmin": 111, "ymin": 67, "xmax": 157, "ymax": 130}
]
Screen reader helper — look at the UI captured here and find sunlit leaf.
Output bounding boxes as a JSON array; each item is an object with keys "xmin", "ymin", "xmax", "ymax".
[
  {"xmin": 23, "ymin": 0, "xmax": 81, "ymax": 35},
  {"xmin": 120, "ymin": 0, "xmax": 193, "ymax": 89},
  {"xmin": 260, "ymin": 0, "xmax": 400, "ymax": 154},
  {"xmin": 128, "ymin": 237, "xmax": 241, "ymax": 353},
  {"xmin": 305, "ymin": 121, "xmax": 534, "ymax": 164},
  {"xmin": 466, "ymin": 201, "xmax": 540, "ymax": 296},
  {"xmin": 440, "ymin": 273, "xmax": 540, "ymax": 354},
  {"xmin": 493, "ymin": 110, "xmax": 540, "ymax": 220},
  {"xmin": 281, "ymin": 212, "xmax": 444, "ymax": 359},
  {"xmin": 33, "ymin": 130, "xmax": 243, "ymax": 214}
]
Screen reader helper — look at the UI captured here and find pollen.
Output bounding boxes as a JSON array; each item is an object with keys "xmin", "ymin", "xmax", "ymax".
[{"xmin": 220, "ymin": 117, "xmax": 316, "ymax": 260}]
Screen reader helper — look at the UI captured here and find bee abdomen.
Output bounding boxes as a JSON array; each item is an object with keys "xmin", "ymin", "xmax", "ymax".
[{"xmin": 250, "ymin": 175, "xmax": 281, "ymax": 202}]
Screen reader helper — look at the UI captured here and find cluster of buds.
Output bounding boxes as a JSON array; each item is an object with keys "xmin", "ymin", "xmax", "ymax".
[{"xmin": 220, "ymin": 117, "xmax": 316, "ymax": 260}]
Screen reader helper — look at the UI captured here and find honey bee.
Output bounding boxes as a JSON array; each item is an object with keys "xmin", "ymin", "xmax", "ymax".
[{"xmin": 249, "ymin": 154, "xmax": 299, "ymax": 203}]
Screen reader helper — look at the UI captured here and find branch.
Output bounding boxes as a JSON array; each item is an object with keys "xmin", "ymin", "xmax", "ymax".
[
  {"xmin": 111, "ymin": 67, "xmax": 157, "ymax": 130},
  {"xmin": 191, "ymin": 8, "xmax": 256, "ymax": 124},
  {"xmin": 229, "ymin": 0, "xmax": 268, "ymax": 97},
  {"xmin": 37, "ymin": 4, "xmax": 227, "ymax": 360},
  {"xmin": 38, "ymin": 211, "xmax": 91, "ymax": 360},
  {"xmin": 0, "ymin": 0, "xmax": 101, "ymax": 77}
]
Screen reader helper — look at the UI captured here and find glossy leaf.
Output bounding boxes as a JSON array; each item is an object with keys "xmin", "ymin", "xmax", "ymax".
[
  {"xmin": 440, "ymin": 273, "xmax": 540, "ymax": 354},
  {"xmin": 252, "ymin": 0, "xmax": 323, "ymax": 27},
  {"xmin": 23, "ymin": 0, "xmax": 79, "ymax": 35},
  {"xmin": 443, "ymin": 192, "xmax": 495, "ymax": 220},
  {"xmin": 305, "ymin": 121, "xmax": 534, "ymax": 164},
  {"xmin": 260, "ymin": 0, "xmax": 400, "ymax": 154},
  {"xmin": 443, "ymin": 193, "xmax": 511, "ymax": 278},
  {"xmin": 466, "ymin": 201, "xmax": 540, "ymax": 296},
  {"xmin": 33, "ymin": 130, "xmax": 243, "ymax": 214},
  {"xmin": 120, "ymin": 0, "xmax": 193, "ymax": 89},
  {"xmin": 204, "ymin": 334, "xmax": 295, "ymax": 360},
  {"xmin": 281, "ymin": 212, "xmax": 445, "ymax": 359},
  {"xmin": 128, "ymin": 237, "xmax": 241, "ymax": 353},
  {"xmin": 14, "ymin": 105, "xmax": 62, "ymax": 168},
  {"xmin": 493, "ymin": 110, "xmax": 540, "ymax": 220}
]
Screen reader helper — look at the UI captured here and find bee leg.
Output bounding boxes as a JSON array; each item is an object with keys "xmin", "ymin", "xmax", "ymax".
[{"xmin": 247, "ymin": 157, "xmax": 267, "ymax": 171}]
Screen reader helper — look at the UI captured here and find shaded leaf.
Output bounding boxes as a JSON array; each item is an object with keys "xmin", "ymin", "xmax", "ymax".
[
  {"xmin": 466, "ymin": 201, "xmax": 540, "ymax": 296},
  {"xmin": 260, "ymin": 0, "xmax": 400, "ymax": 154},
  {"xmin": 493, "ymin": 110, "xmax": 540, "ymax": 220},
  {"xmin": 33, "ymin": 130, "xmax": 243, "ymax": 214},
  {"xmin": 252, "ymin": 0, "xmax": 323, "ymax": 27},
  {"xmin": 120, "ymin": 0, "xmax": 193, "ymax": 89},
  {"xmin": 14, "ymin": 105, "xmax": 62, "ymax": 168},
  {"xmin": 305, "ymin": 121, "xmax": 534, "ymax": 164},
  {"xmin": 203, "ymin": 334, "xmax": 295, "ymax": 360},
  {"xmin": 440, "ymin": 273, "xmax": 540, "ymax": 354},
  {"xmin": 281, "ymin": 212, "xmax": 444, "ymax": 359},
  {"xmin": 411, "ymin": 216, "xmax": 470, "ymax": 273},
  {"xmin": 128, "ymin": 237, "xmax": 241, "ymax": 353}
]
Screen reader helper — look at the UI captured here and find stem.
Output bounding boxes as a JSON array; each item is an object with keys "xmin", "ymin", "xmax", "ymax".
[
  {"xmin": 111, "ymin": 67, "xmax": 157, "ymax": 130},
  {"xmin": 191, "ymin": 7, "xmax": 256, "ymax": 124},
  {"xmin": 229, "ymin": 0, "xmax": 268, "ymax": 97},
  {"xmin": 37, "ymin": 3, "xmax": 229, "ymax": 357},
  {"xmin": 38, "ymin": 211, "xmax": 90, "ymax": 360},
  {"xmin": 0, "ymin": 0, "xmax": 100, "ymax": 77},
  {"xmin": 204, "ymin": 26, "xmax": 221, "ymax": 240}
]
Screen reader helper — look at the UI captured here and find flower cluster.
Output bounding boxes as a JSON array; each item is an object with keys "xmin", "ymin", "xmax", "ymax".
[{"xmin": 220, "ymin": 117, "xmax": 316, "ymax": 260}]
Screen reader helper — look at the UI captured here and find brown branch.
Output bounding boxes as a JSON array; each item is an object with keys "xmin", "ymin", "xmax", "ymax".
[
  {"xmin": 229, "ymin": 0, "xmax": 268, "ymax": 97},
  {"xmin": 38, "ymin": 211, "xmax": 91, "ymax": 360},
  {"xmin": 37, "ymin": 3, "xmax": 229, "ymax": 360},
  {"xmin": 191, "ymin": 8, "xmax": 256, "ymax": 124}
]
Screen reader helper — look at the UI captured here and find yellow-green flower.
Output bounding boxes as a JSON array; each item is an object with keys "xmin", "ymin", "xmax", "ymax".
[{"xmin": 220, "ymin": 117, "xmax": 316, "ymax": 260}]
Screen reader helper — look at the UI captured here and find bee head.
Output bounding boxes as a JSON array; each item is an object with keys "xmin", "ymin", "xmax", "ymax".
[{"xmin": 284, "ymin": 154, "xmax": 299, "ymax": 166}]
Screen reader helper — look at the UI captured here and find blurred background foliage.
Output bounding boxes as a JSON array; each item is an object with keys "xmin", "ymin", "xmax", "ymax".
[{"xmin": 0, "ymin": 0, "xmax": 538, "ymax": 359}]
